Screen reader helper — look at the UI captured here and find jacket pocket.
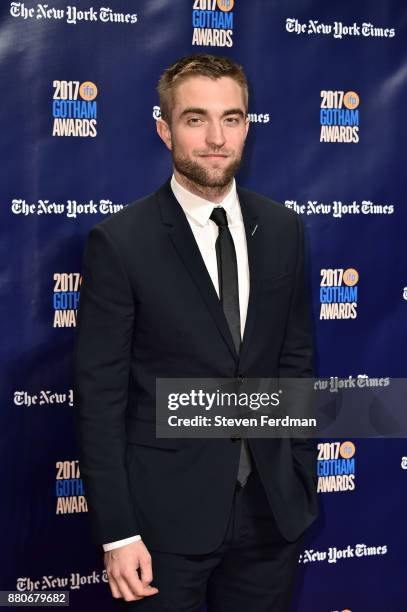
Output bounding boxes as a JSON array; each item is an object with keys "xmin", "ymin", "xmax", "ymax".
[{"xmin": 126, "ymin": 418, "xmax": 179, "ymax": 451}]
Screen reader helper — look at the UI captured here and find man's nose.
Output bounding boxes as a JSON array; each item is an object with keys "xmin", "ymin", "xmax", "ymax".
[{"xmin": 205, "ymin": 121, "xmax": 226, "ymax": 148}]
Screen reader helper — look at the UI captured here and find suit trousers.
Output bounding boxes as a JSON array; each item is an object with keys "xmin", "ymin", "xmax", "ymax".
[{"xmin": 115, "ymin": 462, "xmax": 304, "ymax": 612}]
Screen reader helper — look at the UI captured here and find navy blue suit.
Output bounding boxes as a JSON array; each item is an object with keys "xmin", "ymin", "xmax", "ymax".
[{"xmin": 73, "ymin": 179, "xmax": 318, "ymax": 609}]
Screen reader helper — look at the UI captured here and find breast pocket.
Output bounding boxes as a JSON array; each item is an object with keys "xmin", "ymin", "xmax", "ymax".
[{"xmin": 261, "ymin": 272, "xmax": 294, "ymax": 292}]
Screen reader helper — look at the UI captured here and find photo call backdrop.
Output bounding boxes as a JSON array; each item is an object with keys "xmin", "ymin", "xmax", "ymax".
[{"xmin": 1, "ymin": 1, "xmax": 406, "ymax": 610}]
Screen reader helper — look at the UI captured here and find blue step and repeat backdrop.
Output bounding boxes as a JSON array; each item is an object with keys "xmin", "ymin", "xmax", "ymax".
[{"xmin": 1, "ymin": 1, "xmax": 406, "ymax": 610}]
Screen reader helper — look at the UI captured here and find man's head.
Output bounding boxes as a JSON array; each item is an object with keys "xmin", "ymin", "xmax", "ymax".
[{"xmin": 156, "ymin": 54, "xmax": 250, "ymax": 199}]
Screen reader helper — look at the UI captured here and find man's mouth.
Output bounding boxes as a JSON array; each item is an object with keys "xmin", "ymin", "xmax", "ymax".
[{"xmin": 199, "ymin": 154, "xmax": 229, "ymax": 159}]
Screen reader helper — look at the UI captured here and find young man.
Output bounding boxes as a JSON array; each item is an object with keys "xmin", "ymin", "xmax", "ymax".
[{"xmin": 73, "ymin": 54, "xmax": 319, "ymax": 611}]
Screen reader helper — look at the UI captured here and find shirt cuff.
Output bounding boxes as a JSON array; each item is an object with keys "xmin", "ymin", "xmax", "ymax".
[{"xmin": 103, "ymin": 535, "xmax": 141, "ymax": 552}]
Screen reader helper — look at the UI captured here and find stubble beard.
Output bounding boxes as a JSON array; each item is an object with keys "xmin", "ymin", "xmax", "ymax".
[{"xmin": 172, "ymin": 145, "xmax": 244, "ymax": 199}]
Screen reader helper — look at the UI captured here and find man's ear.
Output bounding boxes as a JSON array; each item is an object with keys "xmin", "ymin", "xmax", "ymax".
[{"xmin": 156, "ymin": 119, "xmax": 172, "ymax": 151}]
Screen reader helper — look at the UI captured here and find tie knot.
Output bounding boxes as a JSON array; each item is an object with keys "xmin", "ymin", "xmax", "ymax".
[{"xmin": 210, "ymin": 206, "xmax": 228, "ymax": 228}]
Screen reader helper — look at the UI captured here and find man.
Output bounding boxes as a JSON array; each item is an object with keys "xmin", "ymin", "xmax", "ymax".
[{"xmin": 73, "ymin": 53, "xmax": 318, "ymax": 611}]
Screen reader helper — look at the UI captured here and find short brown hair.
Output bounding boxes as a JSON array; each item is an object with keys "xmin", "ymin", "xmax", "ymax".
[{"xmin": 157, "ymin": 53, "xmax": 249, "ymax": 123}]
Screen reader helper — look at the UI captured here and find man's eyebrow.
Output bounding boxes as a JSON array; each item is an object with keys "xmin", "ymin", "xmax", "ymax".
[
  {"xmin": 179, "ymin": 107, "xmax": 246, "ymax": 119},
  {"xmin": 221, "ymin": 108, "xmax": 246, "ymax": 118},
  {"xmin": 179, "ymin": 107, "xmax": 207, "ymax": 118}
]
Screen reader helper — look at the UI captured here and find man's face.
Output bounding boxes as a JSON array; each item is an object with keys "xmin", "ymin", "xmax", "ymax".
[{"xmin": 157, "ymin": 75, "xmax": 249, "ymax": 189}]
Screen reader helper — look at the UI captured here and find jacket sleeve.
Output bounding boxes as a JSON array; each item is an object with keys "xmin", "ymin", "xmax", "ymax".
[
  {"xmin": 73, "ymin": 224, "xmax": 139, "ymax": 545},
  {"xmin": 278, "ymin": 213, "xmax": 314, "ymax": 380},
  {"xmin": 278, "ymin": 213, "xmax": 317, "ymax": 485}
]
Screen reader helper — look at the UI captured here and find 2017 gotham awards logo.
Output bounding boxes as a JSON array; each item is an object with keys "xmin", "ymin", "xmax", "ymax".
[
  {"xmin": 192, "ymin": 0, "xmax": 234, "ymax": 47},
  {"xmin": 53, "ymin": 273, "xmax": 81, "ymax": 327},
  {"xmin": 317, "ymin": 441, "xmax": 356, "ymax": 493},
  {"xmin": 52, "ymin": 80, "xmax": 98, "ymax": 137},
  {"xmin": 320, "ymin": 268, "xmax": 359, "ymax": 320},
  {"xmin": 320, "ymin": 90, "xmax": 360, "ymax": 143},
  {"xmin": 56, "ymin": 460, "xmax": 87, "ymax": 514}
]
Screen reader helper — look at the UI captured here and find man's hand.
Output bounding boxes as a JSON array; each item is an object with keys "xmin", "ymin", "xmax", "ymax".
[{"xmin": 104, "ymin": 539, "xmax": 159, "ymax": 602}]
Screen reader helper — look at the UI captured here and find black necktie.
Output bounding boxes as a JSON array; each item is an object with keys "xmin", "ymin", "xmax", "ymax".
[
  {"xmin": 210, "ymin": 206, "xmax": 252, "ymax": 487},
  {"xmin": 209, "ymin": 207, "xmax": 241, "ymax": 355}
]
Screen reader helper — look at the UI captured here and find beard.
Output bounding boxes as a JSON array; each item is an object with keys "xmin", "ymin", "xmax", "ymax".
[{"xmin": 172, "ymin": 145, "xmax": 244, "ymax": 190}]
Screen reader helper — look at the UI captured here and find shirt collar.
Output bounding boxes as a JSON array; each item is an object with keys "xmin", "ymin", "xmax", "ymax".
[{"xmin": 170, "ymin": 173, "xmax": 240, "ymax": 227}]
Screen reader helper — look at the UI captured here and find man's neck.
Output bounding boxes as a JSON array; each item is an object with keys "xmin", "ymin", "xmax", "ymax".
[{"xmin": 173, "ymin": 169, "xmax": 233, "ymax": 204}]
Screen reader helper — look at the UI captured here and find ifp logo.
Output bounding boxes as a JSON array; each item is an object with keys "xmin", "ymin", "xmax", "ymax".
[
  {"xmin": 79, "ymin": 81, "xmax": 98, "ymax": 101},
  {"xmin": 217, "ymin": 0, "xmax": 234, "ymax": 10},
  {"xmin": 339, "ymin": 441, "xmax": 355, "ymax": 459}
]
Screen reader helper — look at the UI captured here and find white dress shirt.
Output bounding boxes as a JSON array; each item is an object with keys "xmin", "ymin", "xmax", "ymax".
[{"xmin": 103, "ymin": 174, "xmax": 250, "ymax": 551}]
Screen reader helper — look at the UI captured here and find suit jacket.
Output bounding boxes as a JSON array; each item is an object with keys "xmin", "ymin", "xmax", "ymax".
[{"xmin": 73, "ymin": 178, "xmax": 319, "ymax": 555}]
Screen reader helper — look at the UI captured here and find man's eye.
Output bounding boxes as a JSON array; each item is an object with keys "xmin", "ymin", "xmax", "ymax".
[
  {"xmin": 187, "ymin": 117, "xmax": 203, "ymax": 125},
  {"xmin": 225, "ymin": 117, "xmax": 239, "ymax": 125}
]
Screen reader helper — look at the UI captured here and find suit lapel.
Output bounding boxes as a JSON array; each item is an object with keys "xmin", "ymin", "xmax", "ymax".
[
  {"xmin": 156, "ymin": 180, "xmax": 262, "ymax": 366},
  {"xmin": 157, "ymin": 180, "xmax": 239, "ymax": 362},
  {"xmin": 237, "ymin": 186, "xmax": 262, "ymax": 367}
]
